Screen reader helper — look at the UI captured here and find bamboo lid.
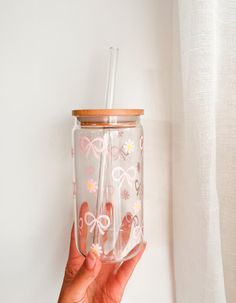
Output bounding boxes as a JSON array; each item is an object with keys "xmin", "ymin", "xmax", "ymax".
[{"xmin": 72, "ymin": 109, "xmax": 144, "ymax": 117}]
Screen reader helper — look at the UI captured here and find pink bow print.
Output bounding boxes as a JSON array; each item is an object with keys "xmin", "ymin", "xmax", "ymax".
[
  {"xmin": 112, "ymin": 166, "xmax": 137, "ymax": 187},
  {"xmin": 133, "ymin": 216, "xmax": 144, "ymax": 239},
  {"xmin": 110, "ymin": 146, "xmax": 128, "ymax": 160},
  {"xmin": 79, "ymin": 136, "xmax": 106, "ymax": 159},
  {"xmin": 84, "ymin": 212, "xmax": 111, "ymax": 235}
]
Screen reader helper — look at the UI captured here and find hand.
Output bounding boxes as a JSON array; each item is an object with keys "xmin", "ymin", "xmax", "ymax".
[{"xmin": 58, "ymin": 224, "xmax": 146, "ymax": 303}]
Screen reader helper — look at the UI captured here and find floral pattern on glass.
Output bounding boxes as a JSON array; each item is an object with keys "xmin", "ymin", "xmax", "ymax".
[
  {"xmin": 123, "ymin": 139, "xmax": 135, "ymax": 155},
  {"xmin": 121, "ymin": 189, "xmax": 130, "ymax": 200},
  {"xmin": 133, "ymin": 200, "xmax": 142, "ymax": 213},
  {"xmin": 91, "ymin": 243, "xmax": 103, "ymax": 256},
  {"xmin": 86, "ymin": 179, "xmax": 98, "ymax": 193}
]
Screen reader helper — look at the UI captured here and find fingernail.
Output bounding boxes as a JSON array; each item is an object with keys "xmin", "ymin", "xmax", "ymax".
[{"xmin": 85, "ymin": 252, "xmax": 97, "ymax": 270}]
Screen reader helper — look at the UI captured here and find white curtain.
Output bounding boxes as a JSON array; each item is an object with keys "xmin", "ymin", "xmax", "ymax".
[{"xmin": 172, "ymin": 1, "xmax": 236, "ymax": 302}]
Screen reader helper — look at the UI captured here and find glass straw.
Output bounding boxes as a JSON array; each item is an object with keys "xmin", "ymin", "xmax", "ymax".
[
  {"xmin": 94, "ymin": 48, "xmax": 119, "ymax": 251},
  {"xmin": 105, "ymin": 47, "xmax": 119, "ymax": 109}
]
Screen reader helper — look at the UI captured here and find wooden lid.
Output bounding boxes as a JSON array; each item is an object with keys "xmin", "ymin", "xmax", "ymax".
[{"xmin": 72, "ymin": 109, "xmax": 144, "ymax": 117}]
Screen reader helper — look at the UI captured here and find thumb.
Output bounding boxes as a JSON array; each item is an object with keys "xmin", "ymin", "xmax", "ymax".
[{"xmin": 67, "ymin": 252, "xmax": 102, "ymax": 300}]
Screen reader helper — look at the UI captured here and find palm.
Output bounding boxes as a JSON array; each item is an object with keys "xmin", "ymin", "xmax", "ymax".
[
  {"xmin": 86, "ymin": 263, "xmax": 124, "ymax": 302},
  {"xmin": 65, "ymin": 257, "xmax": 123, "ymax": 302}
]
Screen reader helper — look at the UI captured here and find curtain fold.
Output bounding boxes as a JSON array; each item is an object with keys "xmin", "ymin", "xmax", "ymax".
[{"xmin": 172, "ymin": 1, "xmax": 236, "ymax": 302}]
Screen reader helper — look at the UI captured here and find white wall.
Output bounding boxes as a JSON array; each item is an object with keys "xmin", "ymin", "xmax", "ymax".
[{"xmin": 0, "ymin": 0, "xmax": 174, "ymax": 302}]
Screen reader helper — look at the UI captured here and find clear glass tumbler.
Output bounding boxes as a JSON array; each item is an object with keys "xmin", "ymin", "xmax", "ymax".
[{"xmin": 72, "ymin": 109, "xmax": 144, "ymax": 263}]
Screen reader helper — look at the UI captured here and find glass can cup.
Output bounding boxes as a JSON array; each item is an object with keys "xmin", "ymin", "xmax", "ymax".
[{"xmin": 72, "ymin": 109, "xmax": 144, "ymax": 263}]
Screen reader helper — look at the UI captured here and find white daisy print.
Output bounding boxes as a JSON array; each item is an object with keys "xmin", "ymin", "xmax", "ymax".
[
  {"xmin": 87, "ymin": 179, "xmax": 98, "ymax": 193},
  {"xmin": 133, "ymin": 200, "xmax": 142, "ymax": 213},
  {"xmin": 91, "ymin": 243, "xmax": 103, "ymax": 256},
  {"xmin": 123, "ymin": 139, "xmax": 135, "ymax": 155}
]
